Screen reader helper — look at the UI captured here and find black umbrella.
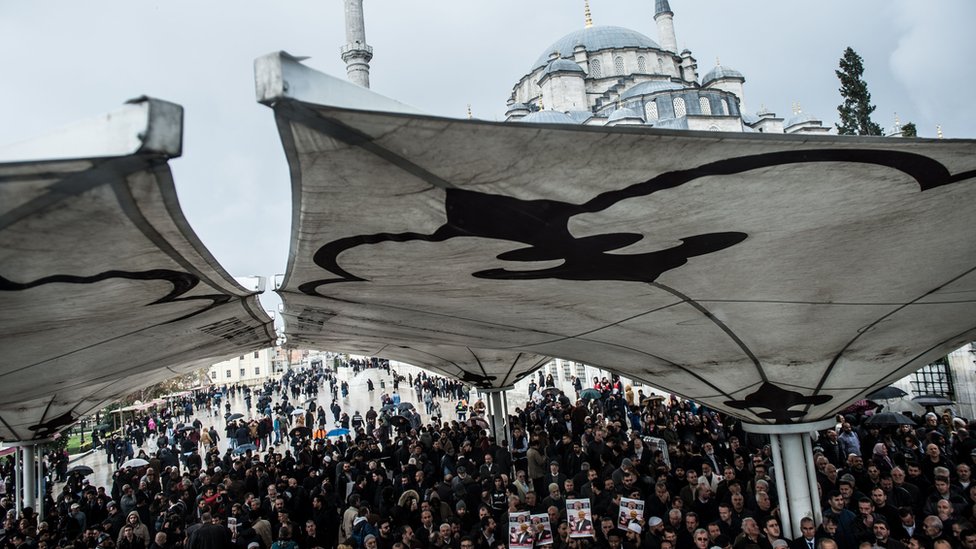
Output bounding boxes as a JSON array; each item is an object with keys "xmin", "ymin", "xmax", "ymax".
[
  {"xmin": 912, "ymin": 394, "xmax": 954, "ymax": 407},
  {"xmin": 580, "ymin": 388, "xmax": 602, "ymax": 400},
  {"xmin": 228, "ymin": 413, "xmax": 244, "ymax": 421},
  {"xmin": 397, "ymin": 402, "xmax": 415, "ymax": 412},
  {"xmin": 290, "ymin": 426, "xmax": 312, "ymax": 439},
  {"xmin": 380, "ymin": 403, "xmax": 395, "ymax": 413},
  {"xmin": 863, "ymin": 412, "xmax": 916, "ymax": 427},
  {"xmin": 542, "ymin": 387, "xmax": 562, "ymax": 397},
  {"xmin": 389, "ymin": 415, "xmax": 410, "ymax": 429},
  {"xmin": 180, "ymin": 425, "xmax": 196, "ymax": 432},
  {"xmin": 867, "ymin": 386, "xmax": 908, "ymax": 400},
  {"xmin": 68, "ymin": 465, "xmax": 94, "ymax": 476}
]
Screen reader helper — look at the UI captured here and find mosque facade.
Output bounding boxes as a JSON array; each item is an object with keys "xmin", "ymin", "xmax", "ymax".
[{"xmin": 504, "ymin": 0, "xmax": 829, "ymax": 134}]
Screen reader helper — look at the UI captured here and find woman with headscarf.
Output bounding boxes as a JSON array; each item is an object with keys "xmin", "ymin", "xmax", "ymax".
[{"xmin": 872, "ymin": 442, "xmax": 895, "ymax": 473}]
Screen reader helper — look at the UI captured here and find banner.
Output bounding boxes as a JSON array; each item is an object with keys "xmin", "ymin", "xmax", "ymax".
[
  {"xmin": 531, "ymin": 513, "xmax": 554, "ymax": 545},
  {"xmin": 618, "ymin": 497, "xmax": 645, "ymax": 529},
  {"xmin": 509, "ymin": 511, "xmax": 534, "ymax": 548},
  {"xmin": 567, "ymin": 498, "xmax": 594, "ymax": 538}
]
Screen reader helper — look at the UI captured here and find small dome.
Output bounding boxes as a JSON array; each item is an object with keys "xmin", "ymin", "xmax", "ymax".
[
  {"xmin": 532, "ymin": 26, "xmax": 661, "ymax": 71},
  {"xmin": 785, "ymin": 111, "xmax": 820, "ymax": 128},
  {"xmin": 702, "ymin": 64, "xmax": 744, "ymax": 86},
  {"xmin": 506, "ymin": 102, "xmax": 531, "ymax": 114},
  {"xmin": 543, "ymin": 58, "xmax": 585, "ymax": 76},
  {"xmin": 619, "ymin": 80, "xmax": 685, "ymax": 100},
  {"xmin": 516, "ymin": 110, "xmax": 578, "ymax": 125},
  {"xmin": 608, "ymin": 106, "xmax": 644, "ymax": 123}
]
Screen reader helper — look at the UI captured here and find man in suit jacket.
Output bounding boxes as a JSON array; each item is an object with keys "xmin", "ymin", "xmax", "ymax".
[{"xmin": 791, "ymin": 517, "xmax": 822, "ymax": 549}]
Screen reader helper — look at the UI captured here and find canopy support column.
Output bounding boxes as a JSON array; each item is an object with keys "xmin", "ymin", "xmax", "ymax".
[
  {"xmin": 21, "ymin": 445, "xmax": 36, "ymax": 511},
  {"xmin": 14, "ymin": 449, "xmax": 22, "ymax": 515},
  {"xmin": 743, "ymin": 419, "xmax": 833, "ymax": 538},
  {"xmin": 482, "ymin": 386, "xmax": 512, "ymax": 446}
]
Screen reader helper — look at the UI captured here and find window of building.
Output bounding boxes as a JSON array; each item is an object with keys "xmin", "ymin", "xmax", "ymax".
[
  {"xmin": 673, "ymin": 97, "xmax": 686, "ymax": 117},
  {"xmin": 240, "ymin": 368, "xmax": 245, "ymax": 377},
  {"xmin": 699, "ymin": 97, "xmax": 712, "ymax": 115},
  {"xmin": 614, "ymin": 56, "xmax": 625, "ymax": 75},
  {"xmin": 589, "ymin": 58, "xmax": 602, "ymax": 78},
  {"xmin": 549, "ymin": 362, "xmax": 558, "ymax": 377},
  {"xmin": 562, "ymin": 361, "xmax": 572, "ymax": 379},
  {"xmin": 720, "ymin": 98, "xmax": 729, "ymax": 115},
  {"xmin": 910, "ymin": 358, "xmax": 955, "ymax": 400},
  {"xmin": 658, "ymin": 58, "xmax": 665, "ymax": 74},
  {"xmin": 255, "ymin": 367, "xmax": 261, "ymax": 376},
  {"xmin": 239, "ymin": 356, "xmax": 244, "ymax": 361},
  {"xmin": 645, "ymin": 101, "xmax": 659, "ymax": 121},
  {"xmin": 225, "ymin": 369, "xmax": 231, "ymax": 378},
  {"xmin": 575, "ymin": 362, "xmax": 586, "ymax": 378},
  {"xmin": 637, "ymin": 56, "xmax": 647, "ymax": 73},
  {"xmin": 254, "ymin": 351, "xmax": 260, "ymax": 358},
  {"xmin": 210, "ymin": 371, "xmax": 217, "ymax": 379}
]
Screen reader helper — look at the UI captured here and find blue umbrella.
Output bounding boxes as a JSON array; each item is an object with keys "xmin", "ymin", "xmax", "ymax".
[
  {"xmin": 233, "ymin": 443, "xmax": 258, "ymax": 455},
  {"xmin": 326, "ymin": 428, "xmax": 350, "ymax": 437}
]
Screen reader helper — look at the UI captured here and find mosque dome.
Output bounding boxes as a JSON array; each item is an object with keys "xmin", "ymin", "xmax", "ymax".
[
  {"xmin": 607, "ymin": 106, "xmax": 644, "ymax": 125},
  {"xmin": 532, "ymin": 26, "xmax": 661, "ymax": 71},
  {"xmin": 543, "ymin": 58, "xmax": 586, "ymax": 76},
  {"xmin": 785, "ymin": 111, "xmax": 819, "ymax": 128},
  {"xmin": 702, "ymin": 64, "xmax": 744, "ymax": 85},
  {"xmin": 619, "ymin": 80, "xmax": 685, "ymax": 100},
  {"xmin": 517, "ymin": 110, "xmax": 578, "ymax": 125}
]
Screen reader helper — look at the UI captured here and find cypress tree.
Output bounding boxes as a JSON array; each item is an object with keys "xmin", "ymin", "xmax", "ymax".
[{"xmin": 835, "ymin": 47, "xmax": 883, "ymax": 136}]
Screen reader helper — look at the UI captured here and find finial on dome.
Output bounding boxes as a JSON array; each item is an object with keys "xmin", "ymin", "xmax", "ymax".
[
  {"xmin": 796, "ymin": 102, "xmax": 802, "ymax": 113},
  {"xmin": 893, "ymin": 112, "xmax": 900, "ymax": 130},
  {"xmin": 937, "ymin": 124, "xmax": 943, "ymax": 139},
  {"xmin": 539, "ymin": 96, "xmax": 545, "ymax": 110},
  {"xmin": 467, "ymin": 104, "xmax": 473, "ymax": 119},
  {"xmin": 716, "ymin": 57, "xmax": 721, "ymax": 66},
  {"xmin": 584, "ymin": 0, "xmax": 593, "ymax": 28}
]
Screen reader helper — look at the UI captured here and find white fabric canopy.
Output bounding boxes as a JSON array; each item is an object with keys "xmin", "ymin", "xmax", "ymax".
[
  {"xmin": 263, "ymin": 54, "xmax": 976, "ymax": 425},
  {"xmin": 0, "ymin": 98, "xmax": 275, "ymax": 441}
]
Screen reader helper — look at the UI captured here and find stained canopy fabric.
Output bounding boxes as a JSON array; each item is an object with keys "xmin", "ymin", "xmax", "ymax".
[
  {"xmin": 0, "ymin": 98, "xmax": 275, "ymax": 441},
  {"xmin": 263, "ymin": 54, "xmax": 976, "ymax": 425}
]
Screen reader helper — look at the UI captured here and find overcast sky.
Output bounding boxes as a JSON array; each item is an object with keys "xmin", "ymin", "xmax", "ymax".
[{"xmin": 2, "ymin": 1, "xmax": 973, "ymax": 316}]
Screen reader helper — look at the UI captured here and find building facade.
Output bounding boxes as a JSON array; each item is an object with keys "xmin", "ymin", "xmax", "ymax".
[{"xmin": 208, "ymin": 348, "xmax": 277, "ymax": 386}]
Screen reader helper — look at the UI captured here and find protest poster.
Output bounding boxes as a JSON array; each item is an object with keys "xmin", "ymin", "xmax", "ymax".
[
  {"xmin": 618, "ymin": 497, "xmax": 645, "ymax": 528},
  {"xmin": 567, "ymin": 498, "xmax": 594, "ymax": 538},
  {"xmin": 509, "ymin": 511, "xmax": 534, "ymax": 548},
  {"xmin": 531, "ymin": 513, "xmax": 554, "ymax": 545}
]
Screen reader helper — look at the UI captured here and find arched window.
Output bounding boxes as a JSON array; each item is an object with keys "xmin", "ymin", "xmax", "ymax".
[
  {"xmin": 708, "ymin": 125, "xmax": 720, "ymax": 131},
  {"xmin": 644, "ymin": 101, "xmax": 659, "ymax": 121},
  {"xmin": 658, "ymin": 57, "xmax": 665, "ymax": 74},
  {"xmin": 590, "ymin": 58, "xmax": 602, "ymax": 78},
  {"xmin": 720, "ymin": 98, "xmax": 730, "ymax": 115},
  {"xmin": 637, "ymin": 56, "xmax": 647, "ymax": 73},
  {"xmin": 699, "ymin": 97, "xmax": 712, "ymax": 115},
  {"xmin": 673, "ymin": 97, "xmax": 686, "ymax": 117},
  {"xmin": 614, "ymin": 56, "xmax": 625, "ymax": 75}
]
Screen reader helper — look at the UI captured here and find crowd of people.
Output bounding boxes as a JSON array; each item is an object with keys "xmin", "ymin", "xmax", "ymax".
[{"xmin": 4, "ymin": 363, "xmax": 976, "ymax": 549}]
